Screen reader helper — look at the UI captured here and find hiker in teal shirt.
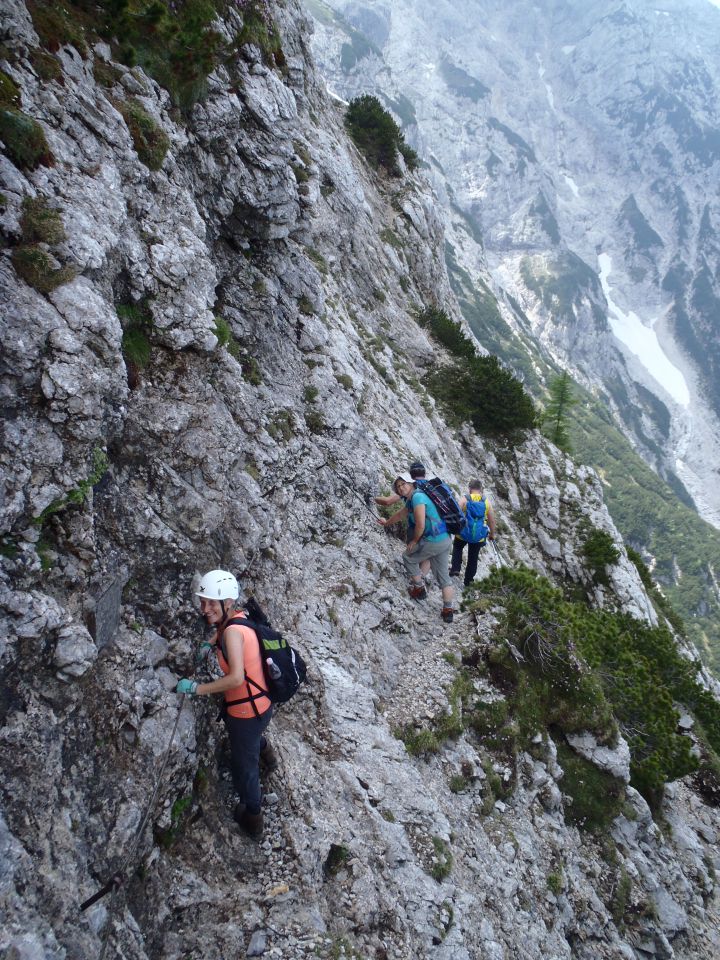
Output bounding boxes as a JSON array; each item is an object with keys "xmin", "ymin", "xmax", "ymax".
[{"xmin": 380, "ymin": 474, "xmax": 455, "ymax": 623}]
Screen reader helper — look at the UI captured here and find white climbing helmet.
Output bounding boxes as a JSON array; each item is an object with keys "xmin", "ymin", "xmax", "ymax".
[{"xmin": 196, "ymin": 569, "xmax": 240, "ymax": 601}]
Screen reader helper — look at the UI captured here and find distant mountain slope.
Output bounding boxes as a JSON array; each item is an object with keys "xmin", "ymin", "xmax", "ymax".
[
  {"xmin": 306, "ymin": 0, "xmax": 720, "ymax": 669},
  {"xmin": 445, "ymin": 245, "xmax": 720, "ymax": 673},
  {"xmin": 307, "ymin": 0, "xmax": 720, "ymax": 529}
]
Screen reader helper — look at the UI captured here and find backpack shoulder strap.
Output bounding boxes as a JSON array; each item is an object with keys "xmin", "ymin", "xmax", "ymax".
[{"xmin": 220, "ymin": 616, "xmax": 257, "ymax": 661}]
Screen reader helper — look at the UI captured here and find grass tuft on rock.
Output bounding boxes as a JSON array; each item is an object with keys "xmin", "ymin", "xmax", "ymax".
[
  {"xmin": 0, "ymin": 70, "xmax": 20, "ymax": 107},
  {"xmin": 555, "ymin": 740, "xmax": 625, "ymax": 831},
  {"xmin": 0, "ymin": 108, "xmax": 54, "ymax": 170},
  {"xmin": 11, "ymin": 194, "xmax": 74, "ymax": 294},
  {"xmin": 20, "ymin": 195, "xmax": 66, "ymax": 245},
  {"xmin": 118, "ymin": 300, "xmax": 154, "ymax": 383},
  {"xmin": 114, "ymin": 98, "xmax": 170, "ymax": 171},
  {"xmin": 11, "ymin": 246, "xmax": 76, "ymax": 293}
]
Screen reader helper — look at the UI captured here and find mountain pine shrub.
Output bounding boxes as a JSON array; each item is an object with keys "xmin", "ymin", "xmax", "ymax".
[
  {"xmin": 581, "ymin": 527, "xmax": 621, "ymax": 585},
  {"xmin": 345, "ymin": 95, "xmax": 418, "ymax": 175},
  {"xmin": 417, "ymin": 306, "xmax": 537, "ymax": 436},
  {"xmin": 465, "ymin": 566, "xmax": 720, "ymax": 811}
]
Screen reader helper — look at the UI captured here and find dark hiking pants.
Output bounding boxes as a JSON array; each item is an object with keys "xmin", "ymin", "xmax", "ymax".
[
  {"xmin": 224, "ymin": 707, "xmax": 273, "ymax": 814},
  {"xmin": 450, "ymin": 538, "xmax": 485, "ymax": 587}
]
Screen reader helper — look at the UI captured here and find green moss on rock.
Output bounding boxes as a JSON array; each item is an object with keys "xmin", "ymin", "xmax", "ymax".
[
  {"xmin": 11, "ymin": 246, "xmax": 76, "ymax": 293},
  {"xmin": 114, "ymin": 98, "xmax": 169, "ymax": 171},
  {"xmin": 0, "ymin": 109, "xmax": 54, "ymax": 170}
]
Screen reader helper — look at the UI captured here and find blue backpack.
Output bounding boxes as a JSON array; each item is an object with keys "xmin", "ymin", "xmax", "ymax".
[{"xmin": 461, "ymin": 497, "xmax": 489, "ymax": 543}]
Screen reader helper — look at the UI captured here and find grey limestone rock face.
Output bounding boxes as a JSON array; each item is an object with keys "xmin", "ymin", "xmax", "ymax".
[
  {"xmin": 565, "ymin": 731, "xmax": 632, "ymax": 784},
  {"xmin": 1, "ymin": 2, "xmax": 720, "ymax": 959}
]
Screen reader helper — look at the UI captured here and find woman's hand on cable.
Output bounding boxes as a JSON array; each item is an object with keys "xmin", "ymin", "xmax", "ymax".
[
  {"xmin": 176, "ymin": 678, "xmax": 198, "ymax": 695},
  {"xmin": 194, "ymin": 640, "xmax": 213, "ymax": 665}
]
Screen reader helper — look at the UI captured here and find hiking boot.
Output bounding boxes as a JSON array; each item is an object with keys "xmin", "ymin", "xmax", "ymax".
[
  {"xmin": 260, "ymin": 741, "xmax": 279, "ymax": 772},
  {"xmin": 441, "ymin": 607, "xmax": 454, "ymax": 624},
  {"xmin": 408, "ymin": 584, "xmax": 427, "ymax": 600},
  {"xmin": 449, "ymin": 569, "xmax": 461, "ymax": 578},
  {"xmin": 237, "ymin": 809, "xmax": 264, "ymax": 839}
]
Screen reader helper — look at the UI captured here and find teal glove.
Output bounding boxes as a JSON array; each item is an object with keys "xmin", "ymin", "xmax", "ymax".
[
  {"xmin": 195, "ymin": 641, "xmax": 213, "ymax": 665},
  {"xmin": 176, "ymin": 678, "xmax": 198, "ymax": 695}
]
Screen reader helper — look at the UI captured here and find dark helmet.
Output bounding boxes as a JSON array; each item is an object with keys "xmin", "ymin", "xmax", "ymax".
[{"xmin": 409, "ymin": 461, "xmax": 426, "ymax": 478}]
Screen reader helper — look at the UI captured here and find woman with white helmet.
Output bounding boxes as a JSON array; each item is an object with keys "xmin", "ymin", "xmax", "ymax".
[{"xmin": 176, "ymin": 569, "xmax": 275, "ymax": 839}]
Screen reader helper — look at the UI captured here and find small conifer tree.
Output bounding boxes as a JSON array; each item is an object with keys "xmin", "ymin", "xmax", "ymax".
[{"xmin": 543, "ymin": 370, "xmax": 577, "ymax": 451}]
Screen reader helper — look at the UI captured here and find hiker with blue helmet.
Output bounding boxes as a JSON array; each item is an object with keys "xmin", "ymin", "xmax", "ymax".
[
  {"xmin": 175, "ymin": 569, "xmax": 277, "ymax": 839},
  {"xmin": 380, "ymin": 474, "xmax": 455, "ymax": 624},
  {"xmin": 449, "ymin": 480, "xmax": 496, "ymax": 587}
]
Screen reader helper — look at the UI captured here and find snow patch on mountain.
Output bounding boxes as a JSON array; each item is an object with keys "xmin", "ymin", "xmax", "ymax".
[
  {"xmin": 563, "ymin": 174, "xmax": 581, "ymax": 197},
  {"xmin": 598, "ymin": 254, "xmax": 690, "ymax": 408}
]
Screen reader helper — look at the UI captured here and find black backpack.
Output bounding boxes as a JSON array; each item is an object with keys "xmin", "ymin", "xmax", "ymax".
[
  {"xmin": 221, "ymin": 599, "xmax": 306, "ymax": 713},
  {"xmin": 415, "ymin": 477, "xmax": 465, "ymax": 536}
]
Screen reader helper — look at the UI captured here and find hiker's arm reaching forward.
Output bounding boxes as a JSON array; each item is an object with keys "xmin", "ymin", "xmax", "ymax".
[
  {"xmin": 196, "ymin": 627, "xmax": 245, "ymax": 695},
  {"xmin": 375, "ymin": 492, "xmax": 401, "ymax": 507}
]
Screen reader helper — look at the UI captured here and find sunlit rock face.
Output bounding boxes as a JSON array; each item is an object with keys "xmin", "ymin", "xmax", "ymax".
[{"xmin": 309, "ymin": 0, "xmax": 720, "ymax": 528}]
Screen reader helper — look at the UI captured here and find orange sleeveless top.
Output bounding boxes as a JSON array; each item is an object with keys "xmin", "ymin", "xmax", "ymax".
[{"xmin": 216, "ymin": 615, "xmax": 272, "ymax": 719}]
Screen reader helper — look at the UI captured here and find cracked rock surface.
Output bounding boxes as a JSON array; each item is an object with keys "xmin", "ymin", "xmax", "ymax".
[{"xmin": 1, "ymin": 2, "xmax": 719, "ymax": 959}]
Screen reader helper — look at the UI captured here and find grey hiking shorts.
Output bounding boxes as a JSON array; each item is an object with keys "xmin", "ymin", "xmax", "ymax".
[{"xmin": 402, "ymin": 536, "xmax": 452, "ymax": 589}]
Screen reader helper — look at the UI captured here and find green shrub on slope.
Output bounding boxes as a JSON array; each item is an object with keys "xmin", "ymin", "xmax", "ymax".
[
  {"xmin": 468, "ymin": 566, "xmax": 720, "ymax": 809},
  {"xmin": 417, "ymin": 306, "xmax": 537, "ymax": 436},
  {"xmin": 345, "ymin": 95, "xmax": 418, "ymax": 175}
]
